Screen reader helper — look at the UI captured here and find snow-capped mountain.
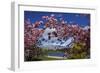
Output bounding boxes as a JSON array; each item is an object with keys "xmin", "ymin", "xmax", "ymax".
[
  {"xmin": 37, "ymin": 27, "xmax": 74, "ymax": 49},
  {"xmin": 83, "ymin": 26, "xmax": 90, "ymax": 30}
]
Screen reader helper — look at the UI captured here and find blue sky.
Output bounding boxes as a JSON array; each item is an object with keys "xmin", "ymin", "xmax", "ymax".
[{"xmin": 24, "ymin": 11, "xmax": 90, "ymax": 27}]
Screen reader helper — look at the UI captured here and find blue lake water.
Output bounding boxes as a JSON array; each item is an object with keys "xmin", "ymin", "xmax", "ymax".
[{"xmin": 48, "ymin": 52, "xmax": 64, "ymax": 57}]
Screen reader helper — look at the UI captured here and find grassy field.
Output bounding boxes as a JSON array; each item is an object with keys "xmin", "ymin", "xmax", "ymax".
[
  {"xmin": 36, "ymin": 56, "xmax": 63, "ymax": 61},
  {"xmin": 26, "ymin": 56, "xmax": 66, "ymax": 61}
]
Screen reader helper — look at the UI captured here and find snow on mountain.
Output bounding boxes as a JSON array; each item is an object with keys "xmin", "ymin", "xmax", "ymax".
[
  {"xmin": 83, "ymin": 26, "xmax": 90, "ymax": 30},
  {"xmin": 37, "ymin": 27, "xmax": 74, "ymax": 49}
]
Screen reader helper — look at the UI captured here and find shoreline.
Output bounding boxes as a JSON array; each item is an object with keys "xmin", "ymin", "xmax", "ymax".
[{"xmin": 47, "ymin": 56, "xmax": 64, "ymax": 59}]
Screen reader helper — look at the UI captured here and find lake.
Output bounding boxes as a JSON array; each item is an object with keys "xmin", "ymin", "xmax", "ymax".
[{"xmin": 48, "ymin": 52, "xmax": 65, "ymax": 57}]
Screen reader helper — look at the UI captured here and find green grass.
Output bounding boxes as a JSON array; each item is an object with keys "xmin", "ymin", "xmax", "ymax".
[{"xmin": 27, "ymin": 56, "xmax": 65, "ymax": 61}]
